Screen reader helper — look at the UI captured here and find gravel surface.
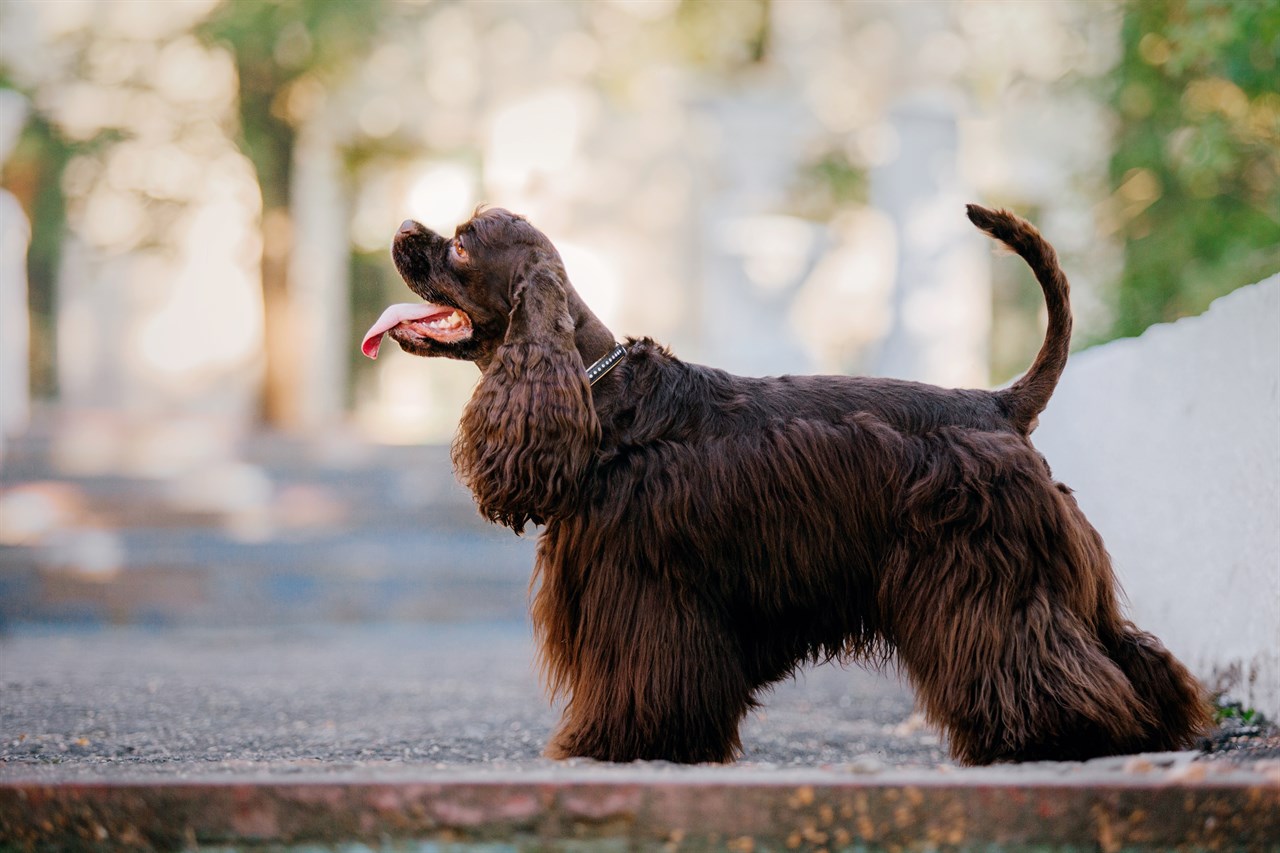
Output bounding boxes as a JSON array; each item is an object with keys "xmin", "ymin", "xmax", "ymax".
[{"xmin": 0, "ymin": 623, "xmax": 945, "ymax": 780}]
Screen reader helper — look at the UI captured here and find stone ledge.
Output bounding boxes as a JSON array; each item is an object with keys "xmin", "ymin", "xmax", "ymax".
[{"xmin": 3, "ymin": 773, "xmax": 1277, "ymax": 851}]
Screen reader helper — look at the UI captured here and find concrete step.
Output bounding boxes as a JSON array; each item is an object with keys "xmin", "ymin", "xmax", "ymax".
[
  {"xmin": 1, "ymin": 415, "xmax": 537, "ymax": 627},
  {"xmin": 0, "ymin": 527, "xmax": 535, "ymax": 626},
  {"xmin": 3, "ymin": 623, "xmax": 1276, "ymax": 850},
  {"xmin": 2, "ymin": 443, "xmax": 484, "ymax": 526},
  {"xmin": 3, "ymin": 772, "xmax": 1276, "ymax": 851}
]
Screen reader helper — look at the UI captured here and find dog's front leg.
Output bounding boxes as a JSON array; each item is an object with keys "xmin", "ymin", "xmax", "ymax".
[{"xmin": 539, "ymin": 571, "xmax": 751, "ymax": 764}]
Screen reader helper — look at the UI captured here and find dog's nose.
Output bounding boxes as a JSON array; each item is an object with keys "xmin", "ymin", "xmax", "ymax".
[{"xmin": 399, "ymin": 219, "xmax": 422, "ymax": 235}]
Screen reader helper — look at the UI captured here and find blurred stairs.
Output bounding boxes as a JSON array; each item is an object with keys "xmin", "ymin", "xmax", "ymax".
[{"xmin": 0, "ymin": 411, "xmax": 535, "ymax": 627}]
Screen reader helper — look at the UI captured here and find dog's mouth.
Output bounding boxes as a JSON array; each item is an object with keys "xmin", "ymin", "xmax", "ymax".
[{"xmin": 361, "ymin": 302, "xmax": 474, "ymax": 358}]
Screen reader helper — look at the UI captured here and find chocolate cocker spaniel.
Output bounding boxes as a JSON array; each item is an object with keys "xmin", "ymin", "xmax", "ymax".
[{"xmin": 362, "ymin": 204, "xmax": 1209, "ymax": 765}]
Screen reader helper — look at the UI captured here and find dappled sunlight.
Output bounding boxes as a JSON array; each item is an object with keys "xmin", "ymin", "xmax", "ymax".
[
  {"xmin": 558, "ymin": 240, "xmax": 622, "ymax": 330},
  {"xmin": 39, "ymin": 526, "xmax": 124, "ymax": 580},
  {"xmin": 5, "ymin": 0, "xmax": 262, "ymax": 425},
  {"xmin": 355, "ymin": 349, "xmax": 479, "ymax": 445},
  {"xmin": 717, "ymin": 215, "xmax": 819, "ymax": 296},
  {"xmin": 608, "ymin": 0, "xmax": 680, "ymax": 22},
  {"xmin": 0, "ymin": 482, "xmax": 84, "ymax": 545},
  {"xmin": 406, "ymin": 161, "xmax": 477, "ymax": 236},
  {"xmin": 2, "ymin": 0, "xmax": 1141, "ymax": 441},
  {"xmin": 47, "ymin": 410, "xmax": 236, "ymax": 480},
  {"xmin": 791, "ymin": 207, "xmax": 896, "ymax": 374},
  {"xmin": 0, "ymin": 4, "xmax": 1272, "ymax": 745},
  {"xmin": 4, "ymin": 0, "xmax": 1260, "ymax": 451},
  {"xmin": 484, "ymin": 87, "xmax": 597, "ymax": 201},
  {"xmin": 135, "ymin": 160, "xmax": 264, "ymax": 387}
]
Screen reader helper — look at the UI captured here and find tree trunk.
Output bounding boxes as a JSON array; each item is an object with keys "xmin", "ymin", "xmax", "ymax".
[{"xmin": 259, "ymin": 205, "xmax": 297, "ymax": 427}]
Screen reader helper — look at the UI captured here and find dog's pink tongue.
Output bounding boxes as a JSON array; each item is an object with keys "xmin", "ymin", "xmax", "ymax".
[{"xmin": 361, "ymin": 302, "xmax": 449, "ymax": 359}]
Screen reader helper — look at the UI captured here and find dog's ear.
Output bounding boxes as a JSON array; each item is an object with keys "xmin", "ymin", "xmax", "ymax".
[
  {"xmin": 452, "ymin": 249, "xmax": 600, "ymax": 532},
  {"xmin": 504, "ymin": 250, "xmax": 575, "ymax": 343}
]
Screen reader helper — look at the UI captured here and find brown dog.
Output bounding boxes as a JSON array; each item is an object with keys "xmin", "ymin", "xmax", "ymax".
[{"xmin": 362, "ymin": 205, "xmax": 1209, "ymax": 764}]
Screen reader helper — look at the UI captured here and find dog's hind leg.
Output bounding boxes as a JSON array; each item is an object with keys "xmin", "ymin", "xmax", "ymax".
[
  {"xmin": 1057, "ymin": 496, "xmax": 1211, "ymax": 753},
  {"xmin": 881, "ymin": 429, "xmax": 1197, "ymax": 764},
  {"xmin": 1101, "ymin": 623, "xmax": 1211, "ymax": 752},
  {"xmin": 886, "ymin": 548, "xmax": 1157, "ymax": 764}
]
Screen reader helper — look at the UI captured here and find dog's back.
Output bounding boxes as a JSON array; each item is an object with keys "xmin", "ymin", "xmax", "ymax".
[
  {"xmin": 595, "ymin": 349, "xmax": 1011, "ymax": 447},
  {"xmin": 594, "ymin": 206, "xmax": 1072, "ymax": 446}
]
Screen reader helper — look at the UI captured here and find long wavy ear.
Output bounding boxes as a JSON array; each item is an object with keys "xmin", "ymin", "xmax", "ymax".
[{"xmin": 452, "ymin": 249, "xmax": 600, "ymax": 532}]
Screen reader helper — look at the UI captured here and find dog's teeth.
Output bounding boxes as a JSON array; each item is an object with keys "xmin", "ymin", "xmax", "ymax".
[{"xmin": 418, "ymin": 310, "xmax": 465, "ymax": 331}]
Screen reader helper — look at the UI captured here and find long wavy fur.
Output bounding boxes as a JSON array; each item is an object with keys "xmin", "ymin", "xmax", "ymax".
[
  {"xmin": 531, "ymin": 342, "xmax": 1209, "ymax": 764},
  {"xmin": 418, "ymin": 205, "xmax": 1210, "ymax": 765},
  {"xmin": 452, "ymin": 250, "xmax": 600, "ymax": 531}
]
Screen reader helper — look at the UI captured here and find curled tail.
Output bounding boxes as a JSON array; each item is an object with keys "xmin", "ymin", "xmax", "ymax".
[{"xmin": 966, "ymin": 204, "xmax": 1072, "ymax": 435}]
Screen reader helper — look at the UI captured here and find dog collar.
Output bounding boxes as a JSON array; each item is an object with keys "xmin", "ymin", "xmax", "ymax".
[{"xmin": 586, "ymin": 343, "xmax": 627, "ymax": 386}]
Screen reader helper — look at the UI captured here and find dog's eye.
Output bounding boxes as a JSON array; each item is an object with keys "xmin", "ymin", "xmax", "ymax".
[{"xmin": 452, "ymin": 239, "xmax": 468, "ymax": 261}]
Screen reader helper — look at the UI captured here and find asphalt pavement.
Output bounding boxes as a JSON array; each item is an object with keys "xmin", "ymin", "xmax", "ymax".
[
  {"xmin": 0, "ymin": 621, "xmax": 946, "ymax": 781},
  {"xmin": 7, "ymin": 622, "xmax": 1279, "ymax": 851}
]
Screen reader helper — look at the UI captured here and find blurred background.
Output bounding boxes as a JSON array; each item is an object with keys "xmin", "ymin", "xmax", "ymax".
[{"xmin": 0, "ymin": 0, "xmax": 1276, "ymax": 628}]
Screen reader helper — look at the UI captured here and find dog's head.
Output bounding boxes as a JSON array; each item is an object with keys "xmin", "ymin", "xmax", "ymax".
[
  {"xmin": 362, "ymin": 208, "xmax": 573, "ymax": 366},
  {"xmin": 364, "ymin": 208, "xmax": 599, "ymax": 531}
]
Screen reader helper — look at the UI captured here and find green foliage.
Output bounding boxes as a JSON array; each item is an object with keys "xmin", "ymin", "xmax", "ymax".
[
  {"xmin": 0, "ymin": 70, "xmax": 126, "ymax": 396},
  {"xmin": 1214, "ymin": 698, "xmax": 1262, "ymax": 727},
  {"xmin": 790, "ymin": 147, "xmax": 868, "ymax": 220},
  {"xmin": 674, "ymin": 0, "xmax": 772, "ymax": 69},
  {"xmin": 1107, "ymin": 0, "xmax": 1280, "ymax": 341},
  {"xmin": 3, "ymin": 114, "xmax": 69, "ymax": 397},
  {"xmin": 0, "ymin": 101, "xmax": 73, "ymax": 396},
  {"xmin": 348, "ymin": 248, "xmax": 399, "ymax": 399}
]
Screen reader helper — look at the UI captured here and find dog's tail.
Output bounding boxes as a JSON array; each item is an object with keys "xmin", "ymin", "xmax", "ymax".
[{"xmin": 966, "ymin": 204, "xmax": 1072, "ymax": 435}]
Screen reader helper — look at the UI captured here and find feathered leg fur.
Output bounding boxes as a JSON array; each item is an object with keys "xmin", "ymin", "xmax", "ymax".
[{"xmin": 881, "ymin": 427, "xmax": 1208, "ymax": 762}]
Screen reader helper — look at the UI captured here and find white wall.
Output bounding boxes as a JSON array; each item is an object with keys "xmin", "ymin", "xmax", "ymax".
[{"xmin": 1034, "ymin": 276, "xmax": 1280, "ymax": 718}]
